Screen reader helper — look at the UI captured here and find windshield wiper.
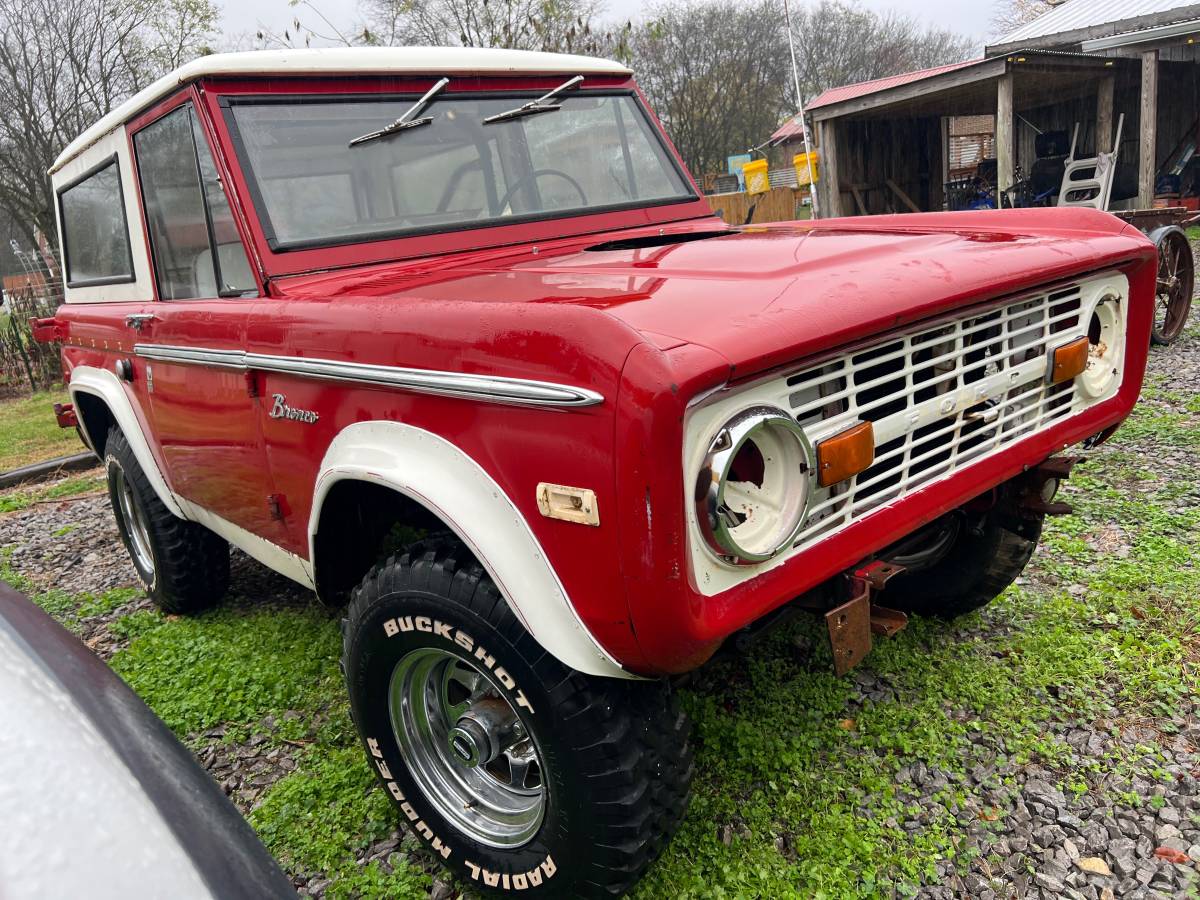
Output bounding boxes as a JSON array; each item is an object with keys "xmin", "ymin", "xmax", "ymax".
[
  {"xmin": 483, "ymin": 75, "xmax": 584, "ymax": 125},
  {"xmin": 349, "ymin": 77, "xmax": 450, "ymax": 147}
]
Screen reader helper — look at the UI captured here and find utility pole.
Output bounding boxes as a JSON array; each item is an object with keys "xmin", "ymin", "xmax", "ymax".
[{"xmin": 782, "ymin": 0, "xmax": 819, "ymax": 217}]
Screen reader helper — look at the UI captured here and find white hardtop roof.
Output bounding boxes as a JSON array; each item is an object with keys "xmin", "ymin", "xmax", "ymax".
[{"xmin": 51, "ymin": 47, "xmax": 632, "ymax": 174}]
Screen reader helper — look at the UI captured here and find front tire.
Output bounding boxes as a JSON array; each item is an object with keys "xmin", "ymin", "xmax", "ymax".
[
  {"xmin": 104, "ymin": 426, "xmax": 230, "ymax": 614},
  {"xmin": 879, "ymin": 506, "xmax": 1044, "ymax": 619},
  {"xmin": 342, "ymin": 538, "xmax": 692, "ymax": 897}
]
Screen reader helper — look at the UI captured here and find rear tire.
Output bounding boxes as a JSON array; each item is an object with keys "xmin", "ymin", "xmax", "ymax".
[
  {"xmin": 342, "ymin": 536, "xmax": 693, "ymax": 897},
  {"xmin": 879, "ymin": 507, "xmax": 1044, "ymax": 619},
  {"xmin": 104, "ymin": 426, "xmax": 229, "ymax": 614}
]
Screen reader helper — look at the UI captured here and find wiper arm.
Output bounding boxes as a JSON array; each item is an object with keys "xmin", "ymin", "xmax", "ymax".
[
  {"xmin": 349, "ymin": 77, "xmax": 450, "ymax": 147},
  {"xmin": 483, "ymin": 75, "xmax": 584, "ymax": 125}
]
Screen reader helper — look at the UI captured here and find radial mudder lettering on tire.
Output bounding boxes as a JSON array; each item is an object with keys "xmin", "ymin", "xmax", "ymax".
[{"xmin": 342, "ymin": 537, "xmax": 693, "ymax": 897}]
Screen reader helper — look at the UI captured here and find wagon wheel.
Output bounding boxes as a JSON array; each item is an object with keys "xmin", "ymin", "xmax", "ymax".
[{"xmin": 1152, "ymin": 229, "xmax": 1194, "ymax": 345}]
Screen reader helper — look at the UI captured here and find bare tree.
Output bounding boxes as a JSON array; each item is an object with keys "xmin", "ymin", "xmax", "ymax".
[
  {"xmin": 0, "ymin": 0, "xmax": 217, "ymax": 250},
  {"xmin": 991, "ymin": 0, "xmax": 1061, "ymax": 39},
  {"xmin": 790, "ymin": 0, "xmax": 977, "ymax": 102},
  {"xmin": 630, "ymin": 0, "xmax": 975, "ymax": 178},
  {"xmin": 358, "ymin": 0, "xmax": 621, "ymax": 54},
  {"xmin": 630, "ymin": 0, "xmax": 791, "ymax": 178}
]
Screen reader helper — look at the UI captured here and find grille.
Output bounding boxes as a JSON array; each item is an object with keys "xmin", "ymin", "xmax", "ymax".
[{"xmin": 787, "ymin": 281, "xmax": 1091, "ymax": 549}]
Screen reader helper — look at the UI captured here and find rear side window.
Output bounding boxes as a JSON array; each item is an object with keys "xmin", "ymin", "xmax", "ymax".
[
  {"xmin": 134, "ymin": 103, "xmax": 256, "ymax": 300},
  {"xmin": 58, "ymin": 158, "xmax": 134, "ymax": 287}
]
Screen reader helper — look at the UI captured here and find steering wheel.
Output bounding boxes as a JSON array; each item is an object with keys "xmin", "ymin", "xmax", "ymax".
[{"xmin": 496, "ymin": 168, "xmax": 588, "ymax": 213}]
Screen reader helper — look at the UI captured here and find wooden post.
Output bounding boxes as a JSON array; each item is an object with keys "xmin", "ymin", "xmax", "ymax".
[
  {"xmin": 1096, "ymin": 74, "xmax": 1115, "ymax": 154},
  {"xmin": 940, "ymin": 116, "xmax": 950, "ymax": 210},
  {"xmin": 820, "ymin": 120, "xmax": 843, "ymax": 217},
  {"xmin": 996, "ymin": 72, "xmax": 1015, "ymax": 198},
  {"xmin": 1139, "ymin": 50, "xmax": 1158, "ymax": 208}
]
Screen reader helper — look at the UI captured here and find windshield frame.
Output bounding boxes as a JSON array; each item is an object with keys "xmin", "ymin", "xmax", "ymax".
[{"xmin": 218, "ymin": 87, "xmax": 700, "ymax": 254}]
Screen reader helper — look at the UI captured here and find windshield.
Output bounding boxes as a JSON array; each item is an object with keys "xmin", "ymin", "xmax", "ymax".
[{"xmin": 224, "ymin": 93, "xmax": 694, "ymax": 249}]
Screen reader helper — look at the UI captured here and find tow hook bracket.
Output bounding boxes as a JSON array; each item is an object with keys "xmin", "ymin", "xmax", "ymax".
[
  {"xmin": 826, "ymin": 588, "xmax": 871, "ymax": 677},
  {"xmin": 1021, "ymin": 455, "xmax": 1084, "ymax": 517},
  {"xmin": 825, "ymin": 562, "xmax": 910, "ymax": 676}
]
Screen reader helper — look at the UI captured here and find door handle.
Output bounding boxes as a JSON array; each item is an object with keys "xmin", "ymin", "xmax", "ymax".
[{"xmin": 125, "ymin": 313, "xmax": 158, "ymax": 332}]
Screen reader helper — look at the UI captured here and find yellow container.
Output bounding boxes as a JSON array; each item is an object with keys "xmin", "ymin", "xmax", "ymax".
[
  {"xmin": 794, "ymin": 151, "xmax": 820, "ymax": 186},
  {"xmin": 743, "ymin": 158, "xmax": 770, "ymax": 195}
]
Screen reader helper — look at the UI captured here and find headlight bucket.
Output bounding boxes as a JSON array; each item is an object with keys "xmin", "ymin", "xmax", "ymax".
[
  {"xmin": 1078, "ymin": 293, "xmax": 1123, "ymax": 398},
  {"xmin": 695, "ymin": 406, "xmax": 814, "ymax": 565}
]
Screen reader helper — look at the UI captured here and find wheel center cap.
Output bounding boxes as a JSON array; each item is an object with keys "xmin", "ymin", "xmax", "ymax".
[{"xmin": 447, "ymin": 719, "xmax": 491, "ymax": 768}]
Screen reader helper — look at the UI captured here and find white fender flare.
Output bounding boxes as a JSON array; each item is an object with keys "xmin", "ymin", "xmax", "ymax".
[
  {"xmin": 310, "ymin": 421, "xmax": 633, "ymax": 679},
  {"xmin": 68, "ymin": 365, "xmax": 185, "ymax": 518}
]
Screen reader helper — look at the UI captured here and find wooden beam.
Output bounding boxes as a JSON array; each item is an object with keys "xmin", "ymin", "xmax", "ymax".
[
  {"xmin": 820, "ymin": 120, "xmax": 843, "ymax": 218},
  {"xmin": 1096, "ymin": 74, "xmax": 1115, "ymax": 154},
  {"xmin": 810, "ymin": 58, "xmax": 1005, "ymax": 123},
  {"xmin": 886, "ymin": 179, "xmax": 921, "ymax": 213},
  {"xmin": 1139, "ymin": 49, "xmax": 1159, "ymax": 208},
  {"xmin": 850, "ymin": 186, "xmax": 867, "ymax": 216},
  {"xmin": 940, "ymin": 117, "xmax": 950, "ymax": 211},
  {"xmin": 997, "ymin": 72, "xmax": 1015, "ymax": 196}
]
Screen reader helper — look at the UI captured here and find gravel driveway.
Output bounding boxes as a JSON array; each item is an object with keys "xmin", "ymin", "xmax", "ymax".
[{"xmin": 2, "ymin": 289, "xmax": 1198, "ymax": 900}]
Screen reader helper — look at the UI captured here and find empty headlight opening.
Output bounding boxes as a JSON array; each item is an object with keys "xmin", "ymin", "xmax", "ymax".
[{"xmin": 695, "ymin": 407, "xmax": 814, "ymax": 565}]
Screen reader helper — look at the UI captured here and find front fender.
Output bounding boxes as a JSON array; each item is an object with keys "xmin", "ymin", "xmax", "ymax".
[{"xmin": 308, "ymin": 421, "xmax": 633, "ymax": 679}]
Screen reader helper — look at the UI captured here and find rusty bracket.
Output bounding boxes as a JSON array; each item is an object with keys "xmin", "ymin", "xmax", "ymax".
[
  {"xmin": 870, "ymin": 605, "xmax": 908, "ymax": 637},
  {"xmin": 1019, "ymin": 455, "xmax": 1084, "ymax": 517},
  {"xmin": 825, "ymin": 562, "xmax": 910, "ymax": 675},
  {"xmin": 852, "ymin": 559, "xmax": 906, "ymax": 590},
  {"xmin": 826, "ymin": 579, "xmax": 872, "ymax": 677}
]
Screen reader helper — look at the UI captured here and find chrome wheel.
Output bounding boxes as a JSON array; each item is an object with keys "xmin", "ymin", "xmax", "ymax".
[
  {"xmin": 389, "ymin": 648, "xmax": 545, "ymax": 848},
  {"xmin": 112, "ymin": 463, "xmax": 154, "ymax": 575}
]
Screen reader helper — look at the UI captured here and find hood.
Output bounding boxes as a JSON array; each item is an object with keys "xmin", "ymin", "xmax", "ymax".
[{"xmin": 279, "ymin": 209, "xmax": 1154, "ymax": 382}]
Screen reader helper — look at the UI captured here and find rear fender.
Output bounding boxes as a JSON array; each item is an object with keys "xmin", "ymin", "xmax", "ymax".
[{"xmin": 68, "ymin": 365, "xmax": 184, "ymax": 518}]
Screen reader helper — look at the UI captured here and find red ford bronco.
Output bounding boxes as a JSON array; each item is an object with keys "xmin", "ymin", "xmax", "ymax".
[{"xmin": 37, "ymin": 47, "xmax": 1156, "ymax": 896}]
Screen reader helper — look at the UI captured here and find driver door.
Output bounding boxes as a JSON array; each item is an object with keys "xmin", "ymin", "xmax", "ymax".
[{"xmin": 130, "ymin": 94, "xmax": 286, "ymax": 544}]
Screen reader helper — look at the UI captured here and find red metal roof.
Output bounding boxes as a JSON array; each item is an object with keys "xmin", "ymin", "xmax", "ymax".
[
  {"xmin": 769, "ymin": 115, "xmax": 806, "ymax": 144},
  {"xmin": 806, "ymin": 58, "xmax": 983, "ymax": 111}
]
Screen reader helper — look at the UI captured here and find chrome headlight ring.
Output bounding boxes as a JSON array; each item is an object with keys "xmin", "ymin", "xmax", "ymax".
[{"xmin": 694, "ymin": 406, "xmax": 814, "ymax": 565}]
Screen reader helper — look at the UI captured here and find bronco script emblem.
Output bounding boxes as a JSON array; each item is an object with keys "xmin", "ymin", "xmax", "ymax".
[{"xmin": 269, "ymin": 393, "xmax": 320, "ymax": 424}]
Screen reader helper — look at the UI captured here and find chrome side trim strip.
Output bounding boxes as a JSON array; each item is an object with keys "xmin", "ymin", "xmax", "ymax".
[
  {"xmin": 134, "ymin": 344, "xmax": 245, "ymax": 369},
  {"xmin": 132, "ymin": 343, "xmax": 604, "ymax": 408}
]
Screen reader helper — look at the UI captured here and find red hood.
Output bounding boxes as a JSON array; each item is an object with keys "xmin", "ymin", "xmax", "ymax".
[{"xmin": 278, "ymin": 209, "xmax": 1154, "ymax": 382}]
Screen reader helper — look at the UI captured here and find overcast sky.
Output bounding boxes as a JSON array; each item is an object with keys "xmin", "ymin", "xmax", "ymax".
[{"xmin": 220, "ymin": 0, "xmax": 999, "ymax": 51}]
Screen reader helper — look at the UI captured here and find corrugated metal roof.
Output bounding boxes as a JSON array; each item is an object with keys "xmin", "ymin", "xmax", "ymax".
[
  {"xmin": 999, "ymin": 0, "xmax": 1199, "ymax": 44},
  {"xmin": 806, "ymin": 59, "xmax": 982, "ymax": 111},
  {"xmin": 769, "ymin": 115, "xmax": 806, "ymax": 143}
]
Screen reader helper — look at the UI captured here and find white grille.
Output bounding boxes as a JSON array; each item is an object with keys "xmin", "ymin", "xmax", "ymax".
[
  {"xmin": 683, "ymin": 271, "xmax": 1129, "ymax": 597},
  {"xmin": 790, "ymin": 281, "xmax": 1091, "ymax": 548}
]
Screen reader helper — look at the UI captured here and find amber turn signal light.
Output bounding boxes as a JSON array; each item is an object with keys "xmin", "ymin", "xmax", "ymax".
[
  {"xmin": 1049, "ymin": 336, "xmax": 1090, "ymax": 385},
  {"xmin": 816, "ymin": 421, "xmax": 875, "ymax": 488}
]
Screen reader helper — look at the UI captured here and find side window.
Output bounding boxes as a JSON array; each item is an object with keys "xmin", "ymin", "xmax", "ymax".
[
  {"xmin": 134, "ymin": 103, "xmax": 256, "ymax": 300},
  {"xmin": 58, "ymin": 158, "xmax": 134, "ymax": 286}
]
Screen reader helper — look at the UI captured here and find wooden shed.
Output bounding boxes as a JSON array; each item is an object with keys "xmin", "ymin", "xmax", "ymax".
[{"xmin": 808, "ymin": 0, "xmax": 1200, "ymax": 219}]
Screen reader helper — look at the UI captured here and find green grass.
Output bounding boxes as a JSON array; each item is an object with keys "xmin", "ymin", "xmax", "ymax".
[
  {"xmin": 2, "ymin": 353, "xmax": 1198, "ymax": 897},
  {"xmin": 0, "ymin": 388, "xmax": 77, "ymax": 470},
  {"xmin": 0, "ymin": 473, "xmax": 106, "ymax": 514}
]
